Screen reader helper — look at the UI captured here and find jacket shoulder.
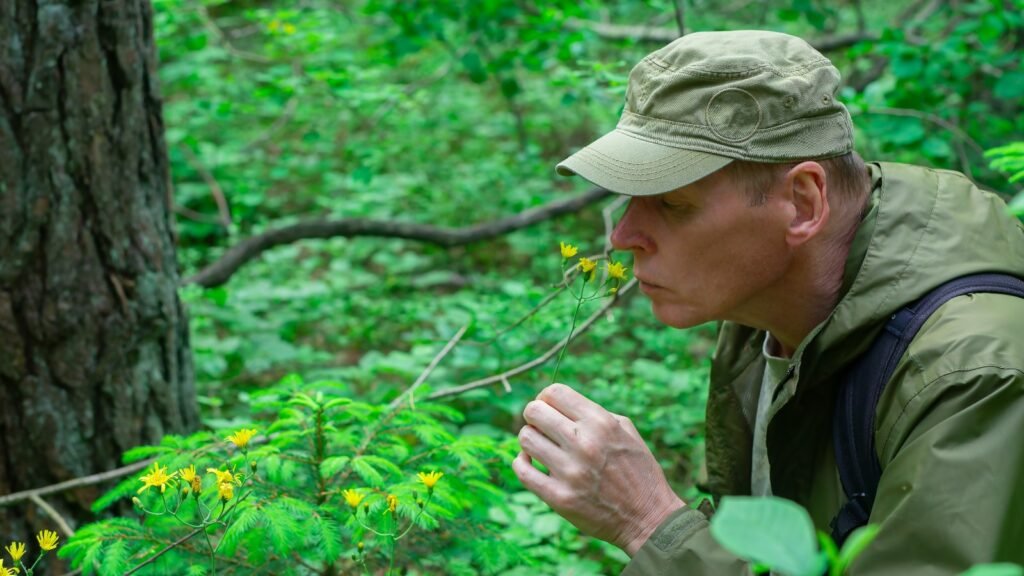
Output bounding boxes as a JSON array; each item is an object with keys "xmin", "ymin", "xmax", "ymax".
[{"xmin": 874, "ymin": 292, "xmax": 1024, "ymax": 463}]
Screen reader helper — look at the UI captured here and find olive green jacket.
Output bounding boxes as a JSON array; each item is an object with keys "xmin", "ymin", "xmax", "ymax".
[{"xmin": 624, "ymin": 163, "xmax": 1024, "ymax": 575}]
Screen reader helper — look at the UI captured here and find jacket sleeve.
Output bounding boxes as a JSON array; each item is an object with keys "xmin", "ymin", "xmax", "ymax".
[
  {"xmin": 624, "ymin": 365, "xmax": 1024, "ymax": 575},
  {"xmin": 621, "ymin": 506, "xmax": 749, "ymax": 575},
  {"xmin": 852, "ymin": 365, "xmax": 1024, "ymax": 573}
]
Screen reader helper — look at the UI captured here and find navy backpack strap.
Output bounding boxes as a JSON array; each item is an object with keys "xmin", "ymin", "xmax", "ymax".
[{"xmin": 829, "ymin": 273, "xmax": 1024, "ymax": 547}]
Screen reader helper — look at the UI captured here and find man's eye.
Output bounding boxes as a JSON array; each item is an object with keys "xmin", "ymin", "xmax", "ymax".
[{"xmin": 660, "ymin": 199, "xmax": 691, "ymax": 211}]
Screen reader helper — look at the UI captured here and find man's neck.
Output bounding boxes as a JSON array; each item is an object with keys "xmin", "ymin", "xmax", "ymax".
[{"xmin": 745, "ymin": 205, "xmax": 864, "ymax": 358}]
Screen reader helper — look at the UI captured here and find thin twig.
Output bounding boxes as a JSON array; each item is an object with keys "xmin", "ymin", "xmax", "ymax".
[
  {"xmin": 180, "ymin": 145, "xmax": 232, "ymax": 231},
  {"xmin": 123, "ymin": 526, "xmax": 207, "ymax": 575},
  {"xmin": 0, "ymin": 458, "xmax": 155, "ymax": 507},
  {"xmin": 248, "ymin": 95, "xmax": 300, "ymax": 149},
  {"xmin": 858, "ymin": 107, "xmax": 986, "ymax": 157},
  {"xmin": 175, "ymin": 205, "xmax": 228, "ymax": 226},
  {"xmin": 332, "ymin": 326, "xmax": 469, "ymax": 485},
  {"xmin": 366, "ymin": 61, "xmax": 455, "ymax": 129},
  {"xmin": 602, "ymin": 196, "xmax": 628, "ymax": 255},
  {"xmin": 564, "ymin": 18, "xmax": 874, "ymax": 50},
  {"xmin": 459, "ymin": 284, "xmax": 569, "ymax": 348},
  {"xmin": 196, "ymin": 3, "xmax": 272, "ymax": 64},
  {"xmin": 388, "ymin": 324, "xmax": 469, "ymax": 410},
  {"xmin": 29, "ymin": 493, "xmax": 75, "ymax": 537},
  {"xmin": 427, "ymin": 277, "xmax": 637, "ymax": 400},
  {"xmin": 673, "ymin": 0, "xmax": 686, "ymax": 36},
  {"xmin": 852, "ymin": 0, "xmax": 866, "ymax": 32}
]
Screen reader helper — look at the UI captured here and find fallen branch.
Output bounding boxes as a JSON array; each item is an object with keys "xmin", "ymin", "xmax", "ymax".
[
  {"xmin": 427, "ymin": 277, "xmax": 637, "ymax": 400},
  {"xmin": 389, "ymin": 324, "xmax": 469, "ymax": 411},
  {"xmin": 0, "ymin": 458, "xmax": 155, "ymax": 508},
  {"xmin": 30, "ymin": 493, "xmax": 75, "ymax": 537},
  {"xmin": 184, "ymin": 187, "xmax": 611, "ymax": 288}
]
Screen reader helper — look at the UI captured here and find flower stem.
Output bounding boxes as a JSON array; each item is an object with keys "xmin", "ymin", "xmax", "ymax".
[{"xmin": 552, "ymin": 282, "xmax": 585, "ymax": 384}]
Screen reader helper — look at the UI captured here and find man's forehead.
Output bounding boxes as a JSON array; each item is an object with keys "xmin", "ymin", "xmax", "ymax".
[{"xmin": 657, "ymin": 166, "xmax": 732, "ymax": 200}]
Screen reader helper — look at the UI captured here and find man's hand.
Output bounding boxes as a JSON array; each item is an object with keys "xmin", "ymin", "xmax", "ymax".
[{"xmin": 512, "ymin": 383, "xmax": 685, "ymax": 556}]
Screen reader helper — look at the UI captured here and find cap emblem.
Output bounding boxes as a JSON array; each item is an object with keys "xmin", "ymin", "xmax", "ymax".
[{"xmin": 705, "ymin": 88, "xmax": 762, "ymax": 142}]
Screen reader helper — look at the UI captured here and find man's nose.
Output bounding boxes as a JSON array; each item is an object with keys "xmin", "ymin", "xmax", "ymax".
[{"xmin": 610, "ymin": 198, "xmax": 655, "ymax": 253}]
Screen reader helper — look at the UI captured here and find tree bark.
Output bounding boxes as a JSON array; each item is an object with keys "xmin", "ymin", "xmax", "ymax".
[{"xmin": 0, "ymin": 0, "xmax": 197, "ymax": 546}]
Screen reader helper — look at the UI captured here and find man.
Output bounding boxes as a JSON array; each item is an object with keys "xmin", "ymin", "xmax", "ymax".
[{"xmin": 512, "ymin": 30, "xmax": 1024, "ymax": 574}]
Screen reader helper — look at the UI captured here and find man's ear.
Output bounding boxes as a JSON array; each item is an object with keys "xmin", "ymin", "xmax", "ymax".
[{"xmin": 782, "ymin": 161, "xmax": 829, "ymax": 247}]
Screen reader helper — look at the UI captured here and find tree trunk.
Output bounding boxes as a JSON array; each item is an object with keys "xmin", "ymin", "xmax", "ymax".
[{"xmin": 0, "ymin": 0, "xmax": 197, "ymax": 547}]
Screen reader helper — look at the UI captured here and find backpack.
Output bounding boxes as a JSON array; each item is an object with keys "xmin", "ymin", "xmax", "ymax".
[{"xmin": 829, "ymin": 273, "xmax": 1024, "ymax": 547}]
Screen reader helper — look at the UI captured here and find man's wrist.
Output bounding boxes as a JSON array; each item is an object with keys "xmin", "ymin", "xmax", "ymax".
[{"xmin": 621, "ymin": 495, "xmax": 687, "ymax": 556}]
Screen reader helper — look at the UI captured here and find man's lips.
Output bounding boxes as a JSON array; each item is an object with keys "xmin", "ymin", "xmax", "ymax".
[{"xmin": 636, "ymin": 277, "xmax": 663, "ymax": 291}]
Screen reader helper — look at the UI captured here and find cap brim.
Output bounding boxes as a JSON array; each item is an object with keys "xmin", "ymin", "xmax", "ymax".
[{"xmin": 556, "ymin": 129, "xmax": 733, "ymax": 196}]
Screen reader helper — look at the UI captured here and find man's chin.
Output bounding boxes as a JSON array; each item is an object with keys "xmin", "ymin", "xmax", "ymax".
[{"xmin": 650, "ymin": 302, "xmax": 706, "ymax": 329}]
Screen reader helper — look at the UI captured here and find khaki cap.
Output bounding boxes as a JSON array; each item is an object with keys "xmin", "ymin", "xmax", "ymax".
[{"xmin": 557, "ymin": 30, "xmax": 854, "ymax": 196}]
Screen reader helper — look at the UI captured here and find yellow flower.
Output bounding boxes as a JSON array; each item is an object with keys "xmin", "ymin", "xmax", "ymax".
[
  {"xmin": 386, "ymin": 494, "xmax": 398, "ymax": 513},
  {"xmin": 283, "ymin": 23, "xmax": 297, "ymax": 35},
  {"xmin": 268, "ymin": 19, "xmax": 280, "ymax": 32},
  {"xmin": 342, "ymin": 489, "xmax": 363, "ymax": 509},
  {"xmin": 37, "ymin": 529, "xmax": 59, "ymax": 551},
  {"xmin": 578, "ymin": 257, "xmax": 596, "ymax": 274},
  {"xmin": 138, "ymin": 463, "xmax": 176, "ymax": 494},
  {"xmin": 207, "ymin": 468, "xmax": 242, "ymax": 486},
  {"xmin": 0, "ymin": 558, "xmax": 16, "ymax": 576},
  {"xmin": 226, "ymin": 428, "xmax": 258, "ymax": 449},
  {"xmin": 179, "ymin": 464, "xmax": 198, "ymax": 483},
  {"xmin": 417, "ymin": 471, "xmax": 443, "ymax": 490},
  {"xmin": 218, "ymin": 482, "xmax": 234, "ymax": 502},
  {"xmin": 606, "ymin": 261, "xmax": 628, "ymax": 281},
  {"xmin": 4, "ymin": 541, "xmax": 25, "ymax": 562},
  {"xmin": 179, "ymin": 465, "xmax": 202, "ymax": 493},
  {"xmin": 559, "ymin": 242, "xmax": 578, "ymax": 259}
]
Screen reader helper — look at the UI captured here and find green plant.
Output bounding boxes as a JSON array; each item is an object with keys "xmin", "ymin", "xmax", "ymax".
[
  {"xmin": 709, "ymin": 497, "xmax": 1024, "ymax": 576},
  {"xmin": 709, "ymin": 496, "xmax": 878, "ymax": 576},
  {"xmin": 59, "ymin": 379, "xmax": 522, "ymax": 575},
  {"xmin": 985, "ymin": 142, "xmax": 1024, "ymax": 217}
]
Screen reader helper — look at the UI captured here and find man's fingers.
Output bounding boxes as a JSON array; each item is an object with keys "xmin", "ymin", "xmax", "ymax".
[
  {"xmin": 523, "ymin": 400, "xmax": 575, "ymax": 446},
  {"xmin": 518, "ymin": 424, "xmax": 563, "ymax": 468},
  {"xmin": 539, "ymin": 383, "xmax": 608, "ymax": 422},
  {"xmin": 512, "ymin": 451, "xmax": 559, "ymax": 500}
]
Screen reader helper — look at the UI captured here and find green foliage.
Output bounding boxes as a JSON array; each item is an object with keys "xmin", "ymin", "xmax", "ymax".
[
  {"xmin": 63, "ymin": 377, "xmax": 631, "ymax": 574},
  {"xmin": 985, "ymin": 142, "xmax": 1024, "ymax": 217},
  {"xmin": 61, "ymin": 381, "xmax": 527, "ymax": 575},
  {"xmin": 842, "ymin": 0, "xmax": 1024, "ymax": 185}
]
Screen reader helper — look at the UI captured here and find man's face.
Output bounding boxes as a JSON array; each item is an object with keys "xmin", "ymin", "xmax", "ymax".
[{"xmin": 610, "ymin": 168, "xmax": 792, "ymax": 329}]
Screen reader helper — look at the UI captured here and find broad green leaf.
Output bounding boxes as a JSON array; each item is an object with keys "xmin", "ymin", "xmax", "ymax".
[{"xmin": 710, "ymin": 497, "xmax": 827, "ymax": 576}]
